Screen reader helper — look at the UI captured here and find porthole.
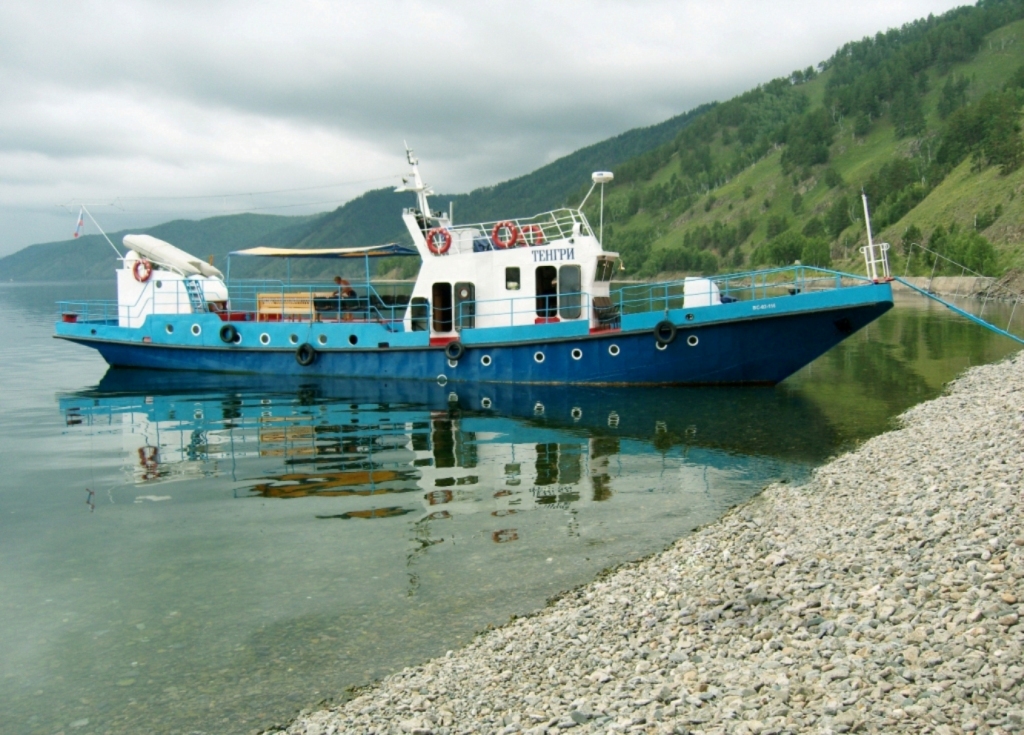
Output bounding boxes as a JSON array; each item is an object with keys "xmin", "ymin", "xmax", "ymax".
[
  {"xmin": 534, "ymin": 401, "xmax": 545, "ymax": 415},
  {"xmin": 261, "ymin": 399, "xmax": 271, "ymax": 405},
  {"xmin": 194, "ymin": 410, "xmax": 203, "ymax": 420},
  {"xmin": 448, "ymin": 392, "xmax": 459, "ymax": 403},
  {"xmin": 289, "ymin": 334, "xmax": 298, "ymax": 345},
  {"xmin": 348, "ymin": 335, "xmax": 358, "ymax": 346},
  {"xmin": 447, "ymin": 358, "xmax": 458, "ymax": 368},
  {"xmin": 437, "ymin": 374, "xmax": 448, "ymax": 385},
  {"xmin": 571, "ymin": 348, "xmax": 583, "ymax": 360},
  {"xmin": 317, "ymin": 334, "xmax": 327, "ymax": 345},
  {"xmin": 687, "ymin": 334, "xmax": 699, "ymax": 347},
  {"xmin": 481, "ymin": 397, "xmax": 493, "ymax": 409},
  {"xmin": 261, "ymin": 410, "xmax": 271, "ymax": 418},
  {"xmin": 534, "ymin": 351, "xmax": 545, "ymax": 364},
  {"xmin": 259, "ymin": 333, "xmax": 271, "ymax": 345},
  {"xmin": 685, "ymin": 313, "xmax": 695, "ymax": 321},
  {"xmin": 608, "ymin": 344, "xmax": 620, "ymax": 357},
  {"xmin": 571, "ymin": 407, "xmax": 582, "ymax": 420},
  {"xmin": 191, "ymin": 324, "xmax": 201, "ymax": 336},
  {"xmin": 480, "ymin": 354, "xmax": 492, "ymax": 367},
  {"xmin": 232, "ymin": 332, "xmax": 242, "ymax": 344},
  {"xmin": 656, "ymin": 341, "xmax": 668, "ymax": 351},
  {"xmin": 608, "ymin": 411, "xmax": 620, "ymax": 428},
  {"xmin": 165, "ymin": 324, "xmax": 174, "ymax": 334}
]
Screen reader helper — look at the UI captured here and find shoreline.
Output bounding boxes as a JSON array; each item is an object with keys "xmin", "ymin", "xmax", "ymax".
[{"xmin": 273, "ymin": 350, "xmax": 1023, "ymax": 735}]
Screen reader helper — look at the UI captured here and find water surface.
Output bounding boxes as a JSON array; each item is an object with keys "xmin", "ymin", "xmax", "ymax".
[{"xmin": 0, "ymin": 282, "xmax": 1018, "ymax": 735}]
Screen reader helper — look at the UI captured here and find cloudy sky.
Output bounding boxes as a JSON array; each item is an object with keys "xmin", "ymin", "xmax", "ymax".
[{"xmin": 0, "ymin": 0, "xmax": 966, "ymax": 256}]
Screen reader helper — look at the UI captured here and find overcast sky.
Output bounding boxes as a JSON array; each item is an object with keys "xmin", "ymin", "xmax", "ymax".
[{"xmin": 0, "ymin": 0, "xmax": 967, "ymax": 256}]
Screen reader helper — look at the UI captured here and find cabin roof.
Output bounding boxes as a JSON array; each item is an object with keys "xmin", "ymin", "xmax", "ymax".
[{"xmin": 229, "ymin": 243, "xmax": 419, "ymax": 258}]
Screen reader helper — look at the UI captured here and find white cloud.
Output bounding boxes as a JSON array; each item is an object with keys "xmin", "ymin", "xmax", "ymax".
[{"xmin": 0, "ymin": 0, "xmax": 966, "ymax": 254}]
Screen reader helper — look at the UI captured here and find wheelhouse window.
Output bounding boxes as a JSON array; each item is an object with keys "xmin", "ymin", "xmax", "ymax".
[
  {"xmin": 595, "ymin": 257, "xmax": 616, "ymax": 282},
  {"xmin": 505, "ymin": 267, "xmax": 520, "ymax": 290}
]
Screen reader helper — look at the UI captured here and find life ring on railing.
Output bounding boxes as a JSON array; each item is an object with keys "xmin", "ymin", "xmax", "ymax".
[
  {"xmin": 521, "ymin": 224, "xmax": 545, "ymax": 246},
  {"xmin": 491, "ymin": 221, "xmax": 519, "ymax": 249},
  {"xmin": 132, "ymin": 259, "xmax": 153, "ymax": 282},
  {"xmin": 654, "ymin": 320, "xmax": 677, "ymax": 345},
  {"xmin": 219, "ymin": 324, "xmax": 238, "ymax": 344},
  {"xmin": 425, "ymin": 227, "xmax": 452, "ymax": 255},
  {"xmin": 295, "ymin": 343, "xmax": 317, "ymax": 366},
  {"xmin": 444, "ymin": 341, "xmax": 465, "ymax": 361}
]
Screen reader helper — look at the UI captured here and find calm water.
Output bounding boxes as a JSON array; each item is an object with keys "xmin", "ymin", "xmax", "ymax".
[{"xmin": 0, "ymin": 282, "xmax": 1019, "ymax": 735}]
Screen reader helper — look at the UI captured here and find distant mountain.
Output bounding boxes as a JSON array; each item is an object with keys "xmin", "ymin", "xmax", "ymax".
[
  {"xmin": 0, "ymin": 213, "xmax": 318, "ymax": 281},
  {"xmin": 0, "ymin": 105, "xmax": 710, "ymax": 281}
]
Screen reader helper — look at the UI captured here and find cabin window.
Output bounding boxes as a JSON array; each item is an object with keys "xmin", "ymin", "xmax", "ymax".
[
  {"xmin": 410, "ymin": 297, "xmax": 429, "ymax": 331},
  {"xmin": 535, "ymin": 266, "xmax": 557, "ymax": 318},
  {"xmin": 454, "ymin": 282, "xmax": 475, "ymax": 330},
  {"xmin": 596, "ymin": 258, "xmax": 616, "ymax": 282},
  {"xmin": 505, "ymin": 267, "xmax": 520, "ymax": 290},
  {"xmin": 558, "ymin": 265, "xmax": 582, "ymax": 319},
  {"xmin": 432, "ymin": 283, "xmax": 453, "ymax": 332}
]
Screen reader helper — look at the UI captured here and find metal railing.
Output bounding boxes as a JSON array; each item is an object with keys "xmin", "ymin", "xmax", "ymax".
[
  {"xmin": 223, "ymin": 279, "xmax": 414, "ymax": 326},
  {"xmin": 613, "ymin": 266, "xmax": 871, "ymax": 315},
  {"xmin": 439, "ymin": 208, "xmax": 595, "ymax": 256}
]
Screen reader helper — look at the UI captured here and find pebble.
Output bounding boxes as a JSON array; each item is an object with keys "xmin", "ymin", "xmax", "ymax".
[{"xmin": 268, "ymin": 351, "xmax": 1024, "ymax": 735}]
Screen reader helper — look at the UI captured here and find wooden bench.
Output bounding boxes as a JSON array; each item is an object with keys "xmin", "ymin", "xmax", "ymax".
[{"xmin": 256, "ymin": 292, "xmax": 333, "ymax": 321}]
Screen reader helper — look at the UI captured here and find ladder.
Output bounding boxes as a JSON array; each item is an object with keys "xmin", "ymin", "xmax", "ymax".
[{"xmin": 184, "ymin": 278, "xmax": 207, "ymax": 314}]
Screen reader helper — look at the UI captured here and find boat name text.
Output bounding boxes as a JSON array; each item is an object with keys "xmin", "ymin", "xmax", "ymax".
[
  {"xmin": 532, "ymin": 248, "xmax": 575, "ymax": 263},
  {"xmin": 752, "ymin": 303, "xmax": 776, "ymax": 311}
]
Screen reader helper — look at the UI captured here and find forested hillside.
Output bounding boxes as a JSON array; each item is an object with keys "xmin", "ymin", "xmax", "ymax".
[{"xmin": 585, "ymin": 0, "xmax": 1024, "ymax": 279}]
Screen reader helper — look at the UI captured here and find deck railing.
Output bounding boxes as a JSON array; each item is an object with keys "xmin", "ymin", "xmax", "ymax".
[
  {"xmin": 613, "ymin": 266, "xmax": 871, "ymax": 315},
  {"xmin": 439, "ymin": 208, "xmax": 595, "ymax": 255}
]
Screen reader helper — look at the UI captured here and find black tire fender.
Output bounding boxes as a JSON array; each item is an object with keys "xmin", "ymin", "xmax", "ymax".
[
  {"xmin": 219, "ymin": 324, "xmax": 238, "ymax": 344},
  {"xmin": 654, "ymin": 320, "xmax": 676, "ymax": 345},
  {"xmin": 295, "ymin": 343, "xmax": 317, "ymax": 366},
  {"xmin": 444, "ymin": 341, "xmax": 465, "ymax": 361}
]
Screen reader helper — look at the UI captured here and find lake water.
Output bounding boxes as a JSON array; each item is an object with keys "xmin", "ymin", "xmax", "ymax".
[{"xmin": 0, "ymin": 282, "xmax": 1019, "ymax": 735}]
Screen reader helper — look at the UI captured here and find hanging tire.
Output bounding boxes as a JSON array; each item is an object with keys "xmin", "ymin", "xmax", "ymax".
[
  {"xmin": 295, "ymin": 343, "xmax": 317, "ymax": 366},
  {"xmin": 219, "ymin": 324, "xmax": 238, "ymax": 344},
  {"xmin": 654, "ymin": 320, "xmax": 676, "ymax": 345},
  {"xmin": 444, "ymin": 341, "xmax": 465, "ymax": 361}
]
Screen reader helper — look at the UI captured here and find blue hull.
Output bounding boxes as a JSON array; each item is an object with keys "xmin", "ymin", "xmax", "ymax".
[{"xmin": 57, "ymin": 283, "xmax": 893, "ymax": 386}]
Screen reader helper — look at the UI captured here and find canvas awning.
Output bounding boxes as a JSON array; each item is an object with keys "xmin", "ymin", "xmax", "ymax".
[{"xmin": 229, "ymin": 243, "xmax": 418, "ymax": 258}]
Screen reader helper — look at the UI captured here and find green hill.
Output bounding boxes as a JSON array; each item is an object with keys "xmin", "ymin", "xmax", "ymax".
[{"xmin": 584, "ymin": 1, "xmax": 1024, "ymax": 280}]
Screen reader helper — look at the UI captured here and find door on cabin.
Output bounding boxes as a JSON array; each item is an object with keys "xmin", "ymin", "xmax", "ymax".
[
  {"xmin": 453, "ymin": 282, "xmax": 475, "ymax": 330},
  {"xmin": 535, "ymin": 266, "xmax": 557, "ymax": 318},
  {"xmin": 432, "ymin": 283, "xmax": 453, "ymax": 333}
]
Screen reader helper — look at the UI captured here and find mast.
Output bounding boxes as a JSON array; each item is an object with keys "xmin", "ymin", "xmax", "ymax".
[{"xmin": 395, "ymin": 145, "xmax": 434, "ymax": 220}]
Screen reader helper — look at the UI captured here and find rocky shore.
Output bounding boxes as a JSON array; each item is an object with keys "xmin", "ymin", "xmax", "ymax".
[{"xmin": 273, "ymin": 351, "xmax": 1023, "ymax": 735}]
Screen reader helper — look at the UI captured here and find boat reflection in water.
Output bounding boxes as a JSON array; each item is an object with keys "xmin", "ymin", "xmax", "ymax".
[
  {"xmin": 50, "ymin": 368, "xmax": 840, "ymax": 735},
  {"xmin": 61, "ymin": 369, "xmax": 839, "ymax": 529}
]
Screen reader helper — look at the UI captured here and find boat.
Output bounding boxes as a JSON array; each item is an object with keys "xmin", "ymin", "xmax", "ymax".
[{"xmin": 54, "ymin": 149, "xmax": 895, "ymax": 385}]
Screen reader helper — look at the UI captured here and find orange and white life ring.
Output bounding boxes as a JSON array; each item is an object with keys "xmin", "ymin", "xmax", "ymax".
[
  {"xmin": 132, "ymin": 258, "xmax": 153, "ymax": 282},
  {"xmin": 491, "ymin": 221, "xmax": 519, "ymax": 249},
  {"xmin": 426, "ymin": 227, "xmax": 452, "ymax": 255},
  {"xmin": 521, "ymin": 224, "xmax": 545, "ymax": 246}
]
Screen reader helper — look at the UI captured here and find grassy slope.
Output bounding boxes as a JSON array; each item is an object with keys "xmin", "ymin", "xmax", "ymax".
[{"xmin": 598, "ymin": 18, "xmax": 1024, "ymax": 277}]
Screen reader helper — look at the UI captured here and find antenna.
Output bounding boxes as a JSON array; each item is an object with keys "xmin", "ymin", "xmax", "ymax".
[
  {"xmin": 860, "ymin": 191, "xmax": 891, "ymax": 282},
  {"xmin": 592, "ymin": 172, "xmax": 613, "ymax": 245}
]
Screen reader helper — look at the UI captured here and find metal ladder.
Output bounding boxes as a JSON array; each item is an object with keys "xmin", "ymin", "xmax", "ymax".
[{"xmin": 184, "ymin": 278, "xmax": 207, "ymax": 314}]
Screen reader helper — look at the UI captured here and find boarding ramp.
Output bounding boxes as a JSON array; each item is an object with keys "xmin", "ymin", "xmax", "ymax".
[{"xmin": 897, "ymin": 242, "xmax": 1024, "ymax": 346}]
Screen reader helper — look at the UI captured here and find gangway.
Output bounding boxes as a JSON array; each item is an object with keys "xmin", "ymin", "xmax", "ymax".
[{"xmin": 860, "ymin": 192, "xmax": 1024, "ymax": 347}]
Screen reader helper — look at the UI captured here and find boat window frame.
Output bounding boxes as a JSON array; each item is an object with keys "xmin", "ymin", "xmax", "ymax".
[{"xmin": 558, "ymin": 265, "xmax": 582, "ymax": 319}]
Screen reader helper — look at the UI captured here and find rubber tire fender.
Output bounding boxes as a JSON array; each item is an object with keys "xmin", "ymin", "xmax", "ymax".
[
  {"xmin": 219, "ymin": 324, "xmax": 238, "ymax": 344},
  {"xmin": 654, "ymin": 320, "xmax": 676, "ymax": 345},
  {"xmin": 295, "ymin": 343, "xmax": 317, "ymax": 366},
  {"xmin": 444, "ymin": 341, "xmax": 465, "ymax": 361}
]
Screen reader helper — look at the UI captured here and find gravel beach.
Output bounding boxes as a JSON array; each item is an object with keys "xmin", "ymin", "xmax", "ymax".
[{"xmin": 273, "ymin": 350, "xmax": 1023, "ymax": 735}]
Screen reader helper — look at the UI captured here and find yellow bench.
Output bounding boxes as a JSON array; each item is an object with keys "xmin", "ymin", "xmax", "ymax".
[{"xmin": 256, "ymin": 292, "xmax": 333, "ymax": 320}]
